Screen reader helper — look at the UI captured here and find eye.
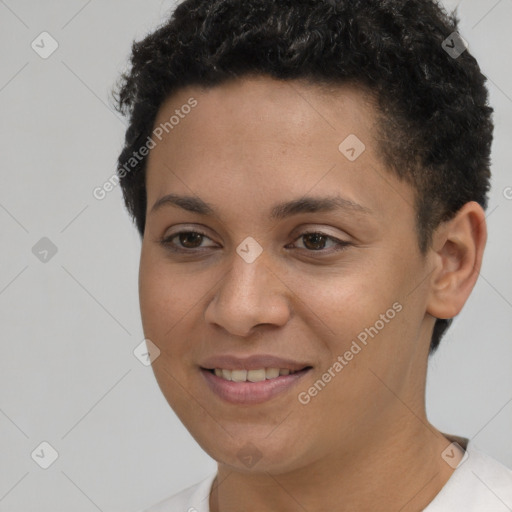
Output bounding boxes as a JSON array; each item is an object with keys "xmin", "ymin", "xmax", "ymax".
[
  {"xmin": 288, "ymin": 231, "xmax": 350, "ymax": 253},
  {"xmin": 158, "ymin": 229, "xmax": 351, "ymax": 255},
  {"xmin": 159, "ymin": 229, "xmax": 218, "ymax": 252}
]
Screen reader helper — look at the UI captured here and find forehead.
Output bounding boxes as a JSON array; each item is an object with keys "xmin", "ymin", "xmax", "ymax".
[
  {"xmin": 147, "ymin": 76, "xmax": 377, "ymax": 180},
  {"xmin": 145, "ymin": 75, "xmax": 414, "ymax": 226},
  {"xmin": 152, "ymin": 75, "xmax": 377, "ymax": 146}
]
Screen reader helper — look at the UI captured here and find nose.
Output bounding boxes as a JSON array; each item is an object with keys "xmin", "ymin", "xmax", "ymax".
[{"xmin": 204, "ymin": 251, "xmax": 291, "ymax": 338}]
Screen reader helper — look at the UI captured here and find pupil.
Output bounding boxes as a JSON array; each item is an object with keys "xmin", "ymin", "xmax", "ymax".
[
  {"xmin": 180, "ymin": 232, "xmax": 202, "ymax": 248},
  {"xmin": 304, "ymin": 233, "xmax": 326, "ymax": 250}
]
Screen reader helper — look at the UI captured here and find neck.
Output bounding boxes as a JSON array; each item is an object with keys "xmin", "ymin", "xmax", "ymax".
[{"xmin": 210, "ymin": 420, "xmax": 456, "ymax": 512}]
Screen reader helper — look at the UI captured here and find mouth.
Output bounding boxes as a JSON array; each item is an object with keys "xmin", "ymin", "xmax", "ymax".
[
  {"xmin": 200, "ymin": 363, "xmax": 313, "ymax": 405},
  {"xmin": 203, "ymin": 367, "xmax": 310, "ymax": 382}
]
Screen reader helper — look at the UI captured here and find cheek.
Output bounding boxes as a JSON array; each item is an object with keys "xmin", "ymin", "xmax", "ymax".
[
  {"xmin": 138, "ymin": 250, "xmax": 194, "ymax": 347},
  {"xmin": 138, "ymin": 253, "xmax": 166, "ymax": 336},
  {"xmin": 139, "ymin": 248, "xmax": 197, "ymax": 328},
  {"xmin": 296, "ymin": 263, "xmax": 395, "ymax": 339},
  {"xmin": 138, "ymin": 248, "xmax": 224, "ymax": 367},
  {"xmin": 293, "ymin": 253, "xmax": 417, "ymax": 389},
  {"xmin": 293, "ymin": 269, "xmax": 409, "ymax": 425},
  {"xmin": 138, "ymin": 252, "xmax": 201, "ymax": 402}
]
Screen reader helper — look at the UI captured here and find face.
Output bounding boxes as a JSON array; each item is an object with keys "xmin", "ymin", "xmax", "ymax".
[{"xmin": 139, "ymin": 76, "xmax": 436, "ymax": 474}]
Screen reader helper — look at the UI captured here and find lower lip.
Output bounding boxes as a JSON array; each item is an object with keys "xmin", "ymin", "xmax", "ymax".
[{"xmin": 201, "ymin": 368, "xmax": 311, "ymax": 405}]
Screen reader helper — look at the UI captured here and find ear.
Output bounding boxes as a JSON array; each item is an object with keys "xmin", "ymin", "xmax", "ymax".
[{"xmin": 426, "ymin": 201, "xmax": 487, "ymax": 320}]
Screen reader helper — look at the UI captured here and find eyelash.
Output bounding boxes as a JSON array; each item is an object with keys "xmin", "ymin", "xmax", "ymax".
[{"xmin": 158, "ymin": 229, "xmax": 351, "ymax": 255}]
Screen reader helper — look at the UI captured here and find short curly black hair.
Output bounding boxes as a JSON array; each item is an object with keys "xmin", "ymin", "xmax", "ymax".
[{"xmin": 112, "ymin": 0, "xmax": 493, "ymax": 354}]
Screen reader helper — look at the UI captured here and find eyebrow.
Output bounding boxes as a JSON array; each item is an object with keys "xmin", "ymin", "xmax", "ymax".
[{"xmin": 150, "ymin": 193, "xmax": 372, "ymax": 219}]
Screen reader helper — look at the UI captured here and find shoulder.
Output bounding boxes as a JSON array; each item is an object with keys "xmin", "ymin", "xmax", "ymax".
[
  {"xmin": 139, "ymin": 473, "xmax": 216, "ymax": 512},
  {"xmin": 426, "ymin": 441, "xmax": 512, "ymax": 511}
]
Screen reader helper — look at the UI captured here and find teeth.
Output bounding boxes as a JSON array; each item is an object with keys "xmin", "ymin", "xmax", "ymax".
[
  {"xmin": 231, "ymin": 369, "xmax": 247, "ymax": 382},
  {"xmin": 247, "ymin": 369, "xmax": 266, "ymax": 382},
  {"xmin": 265, "ymin": 367, "xmax": 280, "ymax": 379},
  {"xmin": 211, "ymin": 367, "xmax": 300, "ymax": 382}
]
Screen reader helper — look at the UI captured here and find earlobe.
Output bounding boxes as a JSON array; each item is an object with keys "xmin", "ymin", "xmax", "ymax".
[{"xmin": 426, "ymin": 201, "xmax": 487, "ymax": 320}]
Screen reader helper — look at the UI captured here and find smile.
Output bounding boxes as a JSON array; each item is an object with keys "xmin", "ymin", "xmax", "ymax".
[
  {"xmin": 201, "ymin": 366, "xmax": 312, "ymax": 405},
  {"xmin": 210, "ymin": 367, "xmax": 299, "ymax": 382}
]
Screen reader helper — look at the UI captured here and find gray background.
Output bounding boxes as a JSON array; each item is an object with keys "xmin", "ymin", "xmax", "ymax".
[{"xmin": 0, "ymin": 1, "xmax": 510, "ymax": 510}]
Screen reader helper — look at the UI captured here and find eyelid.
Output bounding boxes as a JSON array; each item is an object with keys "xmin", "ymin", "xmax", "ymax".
[
  {"xmin": 290, "ymin": 224, "xmax": 349, "ymax": 239},
  {"xmin": 288, "ymin": 230, "xmax": 351, "ymax": 252},
  {"xmin": 159, "ymin": 228, "xmax": 217, "ymax": 249},
  {"xmin": 158, "ymin": 226, "xmax": 351, "ymax": 255}
]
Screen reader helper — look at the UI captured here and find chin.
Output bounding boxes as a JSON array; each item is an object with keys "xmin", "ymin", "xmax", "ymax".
[{"xmin": 193, "ymin": 431, "xmax": 309, "ymax": 475}]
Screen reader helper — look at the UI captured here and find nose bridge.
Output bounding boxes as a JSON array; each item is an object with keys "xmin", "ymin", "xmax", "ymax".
[{"xmin": 205, "ymin": 248, "xmax": 290, "ymax": 336}]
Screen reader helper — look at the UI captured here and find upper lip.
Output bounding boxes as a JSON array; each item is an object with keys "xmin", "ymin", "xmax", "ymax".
[{"xmin": 200, "ymin": 354, "xmax": 311, "ymax": 372}]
